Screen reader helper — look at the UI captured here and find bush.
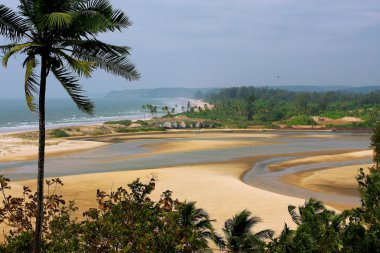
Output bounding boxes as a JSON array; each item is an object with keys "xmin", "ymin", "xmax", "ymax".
[
  {"xmin": 104, "ymin": 120, "xmax": 132, "ymax": 126},
  {"xmin": 116, "ymin": 127, "xmax": 165, "ymax": 133},
  {"xmin": 0, "ymin": 177, "xmax": 223, "ymax": 252},
  {"xmin": 285, "ymin": 115, "xmax": 317, "ymax": 126},
  {"xmin": 51, "ymin": 129, "xmax": 69, "ymax": 138}
]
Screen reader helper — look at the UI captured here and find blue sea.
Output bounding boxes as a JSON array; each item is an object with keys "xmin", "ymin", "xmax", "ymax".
[{"xmin": 0, "ymin": 97, "xmax": 190, "ymax": 133}]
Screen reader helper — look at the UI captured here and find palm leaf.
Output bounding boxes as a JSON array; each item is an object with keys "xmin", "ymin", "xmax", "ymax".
[
  {"xmin": 54, "ymin": 49, "xmax": 94, "ymax": 77},
  {"xmin": 51, "ymin": 66, "xmax": 94, "ymax": 114},
  {"xmin": 254, "ymin": 229, "xmax": 274, "ymax": 239},
  {"xmin": 288, "ymin": 205, "xmax": 302, "ymax": 225},
  {"xmin": 74, "ymin": 51, "xmax": 139, "ymax": 81},
  {"xmin": 76, "ymin": 0, "xmax": 131, "ymax": 32},
  {"xmin": 0, "ymin": 4, "xmax": 30, "ymax": 40},
  {"xmin": 23, "ymin": 56, "xmax": 39, "ymax": 112},
  {"xmin": 2, "ymin": 43, "xmax": 41, "ymax": 67},
  {"xmin": 42, "ymin": 12, "xmax": 74, "ymax": 29}
]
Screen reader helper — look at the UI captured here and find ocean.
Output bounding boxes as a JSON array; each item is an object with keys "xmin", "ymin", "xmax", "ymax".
[{"xmin": 0, "ymin": 97, "xmax": 191, "ymax": 133}]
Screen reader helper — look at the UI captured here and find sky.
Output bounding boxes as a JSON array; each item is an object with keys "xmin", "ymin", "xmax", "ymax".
[{"xmin": 0, "ymin": 0, "xmax": 380, "ymax": 98}]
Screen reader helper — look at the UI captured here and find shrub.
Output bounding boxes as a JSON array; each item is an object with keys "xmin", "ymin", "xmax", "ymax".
[
  {"xmin": 51, "ymin": 129, "xmax": 69, "ymax": 138},
  {"xmin": 116, "ymin": 127, "xmax": 165, "ymax": 133},
  {"xmin": 285, "ymin": 115, "xmax": 317, "ymax": 126},
  {"xmin": 104, "ymin": 120, "xmax": 132, "ymax": 126}
]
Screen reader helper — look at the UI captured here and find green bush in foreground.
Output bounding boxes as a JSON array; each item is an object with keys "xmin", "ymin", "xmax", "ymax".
[
  {"xmin": 0, "ymin": 167, "xmax": 379, "ymax": 252},
  {"xmin": 50, "ymin": 129, "xmax": 69, "ymax": 138},
  {"xmin": 104, "ymin": 120, "xmax": 133, "ymax": 126}
]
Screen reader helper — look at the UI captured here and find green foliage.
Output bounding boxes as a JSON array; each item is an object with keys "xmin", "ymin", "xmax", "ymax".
[
  {"xmin": 51, "ymin": 129, "xmax": 69, "ymax": 138},
  {"xmin": 371, "ymin": 122, "xmax": 380, "ymax": 168},
  {"xmin": 0, "ymin": 177, "xmax": 223, "ymax": 252},
  {"xmin": 104, "ymin": 119, "xmax": 132, "ymax": 126},
  {"xmin": 222, "ymin": 210, "xmax": 273, "ymax": 252},
  {"xmin": 284, "ymin": 115, "xmax": 317, "ymax": 126},
  {"xmin": 116, "ymin": 127, "xmax": 165, "ymax": 133},
  {"xmin": 136, "ymin": 120, "xmax": 149, "ymax": 127},
  {"xmin": 185, "ymin": 86, "xmax": 380, "ymax": 128}
]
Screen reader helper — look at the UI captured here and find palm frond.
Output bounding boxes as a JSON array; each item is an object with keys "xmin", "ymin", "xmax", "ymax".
[
  {"xmin": 51, "ymin": 66, "xmax": 94, "ymax": 114},
  {"xmin": 76, "ymin": 0, "xmax": 131, "ymax": 32},
  {"xmin": 23, "ymin": 56, "xmax": 39, "ymax": 112},
  {"xmin": 254, "ymin": 229, "xmax": 274, "ymax": 239},
  {"xmin": 0, "ymin": 4, "xmax": 30, "ymax": 40},
  {"xmin": 54, "ymin": 49, "xmax": 94, "ymax": 77},
  {"xmin": 2, "ymin": 43, "xmax": 41, "ymax": 67},
  {"xmin": 288, "ymin": 205, "xmax": 302, "ymax": 225},
  {"xmin": 74, "ymin": 51, "xmax": 139, "ymax": 81},
  {"xmin": 42, "ymin": 12, "xmax": 74, "ymax": 29}
]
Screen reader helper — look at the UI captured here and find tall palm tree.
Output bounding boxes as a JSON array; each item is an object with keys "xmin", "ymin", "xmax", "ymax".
[
  {"xmin": 222, "ymin": 209, "xmax": 274, "ymax": 252},
  {"xmin": 0, "ymin": 1, "xmax": 139, "ymax": 252}
]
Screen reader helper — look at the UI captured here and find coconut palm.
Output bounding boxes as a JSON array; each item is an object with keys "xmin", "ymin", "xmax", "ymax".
[
  {"xmin": 222, "ymin": 209, "xmax": 273, "ymax": 252},
  {"xmin": 179, "ymin": 202, "xmax": 224, "ymax": 250},
  {"xmin": 288, "ymin": 198, "xmax": 344, "ymax": 252},
  {"xmin": 0, "ymin": 1, "xmax": 139, "ymax": 251}
]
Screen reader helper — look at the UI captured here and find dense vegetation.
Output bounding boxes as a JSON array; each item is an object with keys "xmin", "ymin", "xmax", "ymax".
[
  {"xmin": 0, "ymin": 166, "xmax": 379, "ymax": 252},
  {"xmin": 185, "ymin": 87, "xmax": 380, "ymax": 128},
  {"xmin": 1, "ymin": 124, "xmax": 380, "ymax": 252}
]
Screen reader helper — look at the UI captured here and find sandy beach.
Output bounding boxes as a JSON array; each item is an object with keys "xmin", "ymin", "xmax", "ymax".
[
  {"xmin": 0, "ymin": 135, "xmax": 108, "ymax": 162},
  {"xmin": 282, "ymin": 164, "xmax": 373, "ymax": 197},
  {"xmin": 269, "ymin": 150, "xmax": 373, "ymax": 172},
  {"xmin": 0, "ymin": 128, "xmax": 372, "ymax": 234},
  {"xmin": 9, "ymin": 161, "xmax": 306, "ymax": 234}
]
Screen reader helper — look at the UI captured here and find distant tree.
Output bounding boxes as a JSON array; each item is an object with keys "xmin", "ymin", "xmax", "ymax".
[
  {"xmin": 245, "ymin": 93, "xmax": 255, "ymax": 120},
  {"xmin": 162, "ymin": 105, "xmax": 170, "ymax": 116},
  {"xmin": 187, "ymin": 101, "xmax": 191, "ymax": 112},
  {"xmin": 141, "ymin": 105, "xmax": 146, "ymax": 120}
]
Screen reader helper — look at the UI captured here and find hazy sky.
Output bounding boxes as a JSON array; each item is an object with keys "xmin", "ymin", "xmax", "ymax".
[{"xmin": 1, "ymin": 0, "xmax": 380, "ymax": 98}]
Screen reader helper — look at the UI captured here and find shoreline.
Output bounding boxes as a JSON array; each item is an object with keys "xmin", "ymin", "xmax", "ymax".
[{"xmin": 0, "ymin": 98, "xmax": 209, "ymax": 135}]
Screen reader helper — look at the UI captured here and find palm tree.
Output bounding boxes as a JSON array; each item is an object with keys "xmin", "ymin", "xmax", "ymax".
[
  {"xmin": 222, "ymin": 209, "xmax": 274, "ymax": 252},
  {"xmin": 0, "ymin": 1, "xmax": 139, "ymax": 251},
  {"xmin": 288, "ymin": 198, "xmax": 344, "ymax": 252},
  {"xmin": 179, "ymin": 202, "xmax": 224, "ymax": 250}
]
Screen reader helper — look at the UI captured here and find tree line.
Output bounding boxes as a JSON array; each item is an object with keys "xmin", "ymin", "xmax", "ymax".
[{"xmin": 187, "ymin": 87, "xmax": 380, "ymax": 127}]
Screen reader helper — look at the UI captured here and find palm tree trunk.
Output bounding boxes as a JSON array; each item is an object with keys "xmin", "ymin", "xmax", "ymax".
[{"xmin": 33, "ymin": 54, "xmax": 47, "ymax": 253}]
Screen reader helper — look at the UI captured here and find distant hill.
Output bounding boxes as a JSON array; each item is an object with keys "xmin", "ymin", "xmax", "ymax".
[{"xmin": 105, "ymin": 88, "xmax": 219, "ymax": 99}]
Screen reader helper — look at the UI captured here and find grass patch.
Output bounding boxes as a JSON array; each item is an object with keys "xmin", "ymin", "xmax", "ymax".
[
  {"xmin": 104, "ymin": 120, "xmax": 132, "ymax": 126},
  {"xmin": 116, "ymin": 127, "xmax": 165, "ymax": 133},
  {"xmin": 51, "ymin": 129, "xmax": 69, "ymax": 138},
  {"xmin": 284, "ymin": 115, "xmax": 317, "ymax": 126}
]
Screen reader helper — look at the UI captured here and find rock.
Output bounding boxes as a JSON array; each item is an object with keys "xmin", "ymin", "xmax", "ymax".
[
  {"xmin": 195, "ymin": 122, "xmax": 200, "ymax": 128},
  {"xmin": 180, "ymin": 121, "xmax": 186, "ymax": 128},
  {"xmin": 172, "ymin": 122, "xmax": 178, "ymax": 128},
  {"xmin": 162, "ymin": 122, "xmax": 172, "ymax": 128}
]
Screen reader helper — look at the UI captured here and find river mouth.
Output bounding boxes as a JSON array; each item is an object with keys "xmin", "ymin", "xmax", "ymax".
[{"xmin": 0, "ymin": 130, "xmax": 372, "ymax": 208}]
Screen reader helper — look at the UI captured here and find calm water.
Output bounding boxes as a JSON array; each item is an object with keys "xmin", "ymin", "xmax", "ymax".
[
  {"xmin": 0, "ymin": 130, "xmax": 372, "ymax": 207},
  {"xmin": 0, "ymin": 97, "xmax": 190, "ymax": 132}
]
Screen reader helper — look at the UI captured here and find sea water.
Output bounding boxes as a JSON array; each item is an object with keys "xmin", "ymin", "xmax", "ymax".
[{"xmin": 0, "ymin": 97, "xmax": 191, "ymax": 133}]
